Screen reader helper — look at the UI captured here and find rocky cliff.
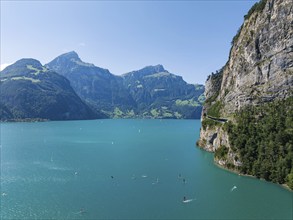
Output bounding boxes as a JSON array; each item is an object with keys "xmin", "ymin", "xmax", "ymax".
[{"xmin": 198, "ymin": 0, "xmax": 293, "ymax": 189}]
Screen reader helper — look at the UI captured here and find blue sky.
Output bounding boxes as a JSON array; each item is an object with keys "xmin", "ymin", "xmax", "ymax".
[{"xmin": 1, "ymin": 0, "xmax": 258, "ymax": 84}]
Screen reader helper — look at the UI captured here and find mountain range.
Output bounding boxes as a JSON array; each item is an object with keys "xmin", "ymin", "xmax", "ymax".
[{"xmin": 0, "ymin": 52, "xmax": 204, "ymax": 121}]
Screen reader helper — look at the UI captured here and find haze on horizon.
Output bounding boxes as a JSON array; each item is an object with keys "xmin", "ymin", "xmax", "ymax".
[{"xmin": 0, "ymin": 0, "xmax": 258, "ymax": 84}]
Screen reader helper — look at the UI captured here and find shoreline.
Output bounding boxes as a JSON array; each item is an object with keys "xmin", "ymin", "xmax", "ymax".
[
  {"xmin": 0, "ymin": 118, "xmax": 201, "ymax": 123},
  {"xmin": 0, "ymin": 118, "xmax": 50, "ymax": 123},
  {"xmin": 196, "ymin": 141, "xmax": 293, "ymax": 192},
  {"xmin": 213, "ymin": 159, "xmax": 293, "ymax": 192}
]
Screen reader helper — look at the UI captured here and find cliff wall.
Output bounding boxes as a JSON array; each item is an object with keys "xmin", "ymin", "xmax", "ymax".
[{"xmin": 198, "ymin": 0, "xmax": 293, "ymax": 188}]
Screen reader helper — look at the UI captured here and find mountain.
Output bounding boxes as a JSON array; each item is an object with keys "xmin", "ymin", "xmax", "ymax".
[
  {"xmin": 47, "ymin": 52, "xmax": 205, "ymax": 119},
  {"xmin": 122, "ymin": 65, "xmax": 204, "ymax": 118},
  {"xmin": 46, "ymin": 51, "xmax": 136, "ymax": 116},
  {"xmin": 0, "ymin": 59, "xmax": 100, "ymax": 121},
  {"xmin": 198, "ymin": 0, "xmax": 293, "ymax": 189}
]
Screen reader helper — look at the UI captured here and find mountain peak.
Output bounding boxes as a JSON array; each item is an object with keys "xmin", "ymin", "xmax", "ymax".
[
  {"xmin": 46, "ymin": 51, "xmax": 98, "ymax": 71},
  {"xmin": 123, "ymin": 64, "xmax": 167, "ymax": 78},
  {"xmin": 13, "ymin": 58, "xmax": 42, "ymax": 68},
  {"xmin": 0, "ymin": 58, "xmax": 43, "ymax": 76},
  {"xmin": 142, "ymin": 64, "xmax": 166, "ymax": 73},
  {"xmin": 57, "ymin": 51, "xmax": 80, "ymax": 61}
]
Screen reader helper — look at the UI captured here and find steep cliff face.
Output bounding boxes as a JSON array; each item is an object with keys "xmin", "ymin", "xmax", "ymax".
[
  {"xmin": 220, "ymin": 0, "xmax": 293, "ymax": 115},
  {"xmin": 204, "ymin": 0, "xmax": 292, "ymax": 118},
  {"xmin": 198, "ymin": 0, "xmax": 293, "ymax": 188}
]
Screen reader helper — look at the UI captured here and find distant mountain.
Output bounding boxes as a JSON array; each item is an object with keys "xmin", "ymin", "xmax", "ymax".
[
  {"xmin": 0, "ymin": 59, "xmax": 101, "ymax": 121},
  {"xmin": 46, "ymin": 51, "xmax": 136, "ymax": 115},
  {"xmin": 122, "ymin": 65, "xmax": 205, "ymax": 118},
  {"xmin": 47, "ymin": 51, "xmax": 205, "ymax": 119}
]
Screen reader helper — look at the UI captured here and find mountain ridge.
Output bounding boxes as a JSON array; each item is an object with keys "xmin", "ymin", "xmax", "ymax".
[
  {"xmin": 122, "ymin": 64, "xmax": 167, "ymax": 78},
  {"xmin": 46, "ymin": 52, "xmax": 205, "ymax": 119},
  {"xmin": 0, "ymin": 59, "xmax": 101, "ymax": 121},
  {"xmin": 1, "ymin": 52, "xmax": 204, "ymax": 120}
]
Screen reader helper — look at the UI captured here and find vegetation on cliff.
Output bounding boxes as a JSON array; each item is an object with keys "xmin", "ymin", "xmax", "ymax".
[
  {"xmin": 244, "ymin": 0, "xmax": 267, "ymax": 20},
  {"xmin": 204, "ymin": 68, "xmax": 224, "ymax": 118},
  {"xmin": 207, "ymin": 101, "xmax": 223, "ymax": 118},
  {"xmin": 226, "ymin": 97, "xmax": 293, "ymax": 189},
  {"xmin": 231, "ymin": 0, "xmax": 267, "ymax": 45},
  {"xmin": 214, "ymin": 145, "xmax": 229, "ymax": 160},
  {"xmin": 204, "ymin": 69, "xmax": 223, "ymax": 106},
  {"xmin": 201, "ymin": 118, "xmax": 221, "ymax": 130}
]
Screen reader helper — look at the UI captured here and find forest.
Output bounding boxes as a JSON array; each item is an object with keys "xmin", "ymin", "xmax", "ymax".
[{"xmin": 225, "ymin": 97, "xmax": 293, "ymax": 189}]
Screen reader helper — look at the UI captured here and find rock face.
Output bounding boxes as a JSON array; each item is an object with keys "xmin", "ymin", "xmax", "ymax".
[
  {"xmin": 47, "ymin": 52, "xmax": 205, "ymax": 119},
  {"xmin": 0, "ymin": 59, "xmax": 99, "ymax": 121},
  {"xmin": 46, "ymin": 51, "xmax": 136, "ymax": 114},
  {"xmin": 199, "ymin": 0, "xmax": 292, "ymax": 164},
  {"xmin": 220, "ymin": 0, "xmax": 292, "ymax": 115}
]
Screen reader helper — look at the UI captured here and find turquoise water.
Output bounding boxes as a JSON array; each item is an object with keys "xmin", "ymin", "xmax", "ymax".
[{"xmin": 0, "ymin": 119, "xmax": 292, "ymax": 219}]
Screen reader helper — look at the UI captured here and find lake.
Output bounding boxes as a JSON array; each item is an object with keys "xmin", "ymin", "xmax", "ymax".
[{"xmin": 1, "ymin": 119, "xmax": 292, "ymax": 219}]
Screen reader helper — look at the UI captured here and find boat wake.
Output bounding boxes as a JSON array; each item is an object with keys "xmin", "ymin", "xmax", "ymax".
[
  {"xmin": 230, "ymin": 186, "xmax": 237, "ymax": 192},
  {"xmin": 183, "ymin": 198, "xmax": 195, "ymax": 203}
]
